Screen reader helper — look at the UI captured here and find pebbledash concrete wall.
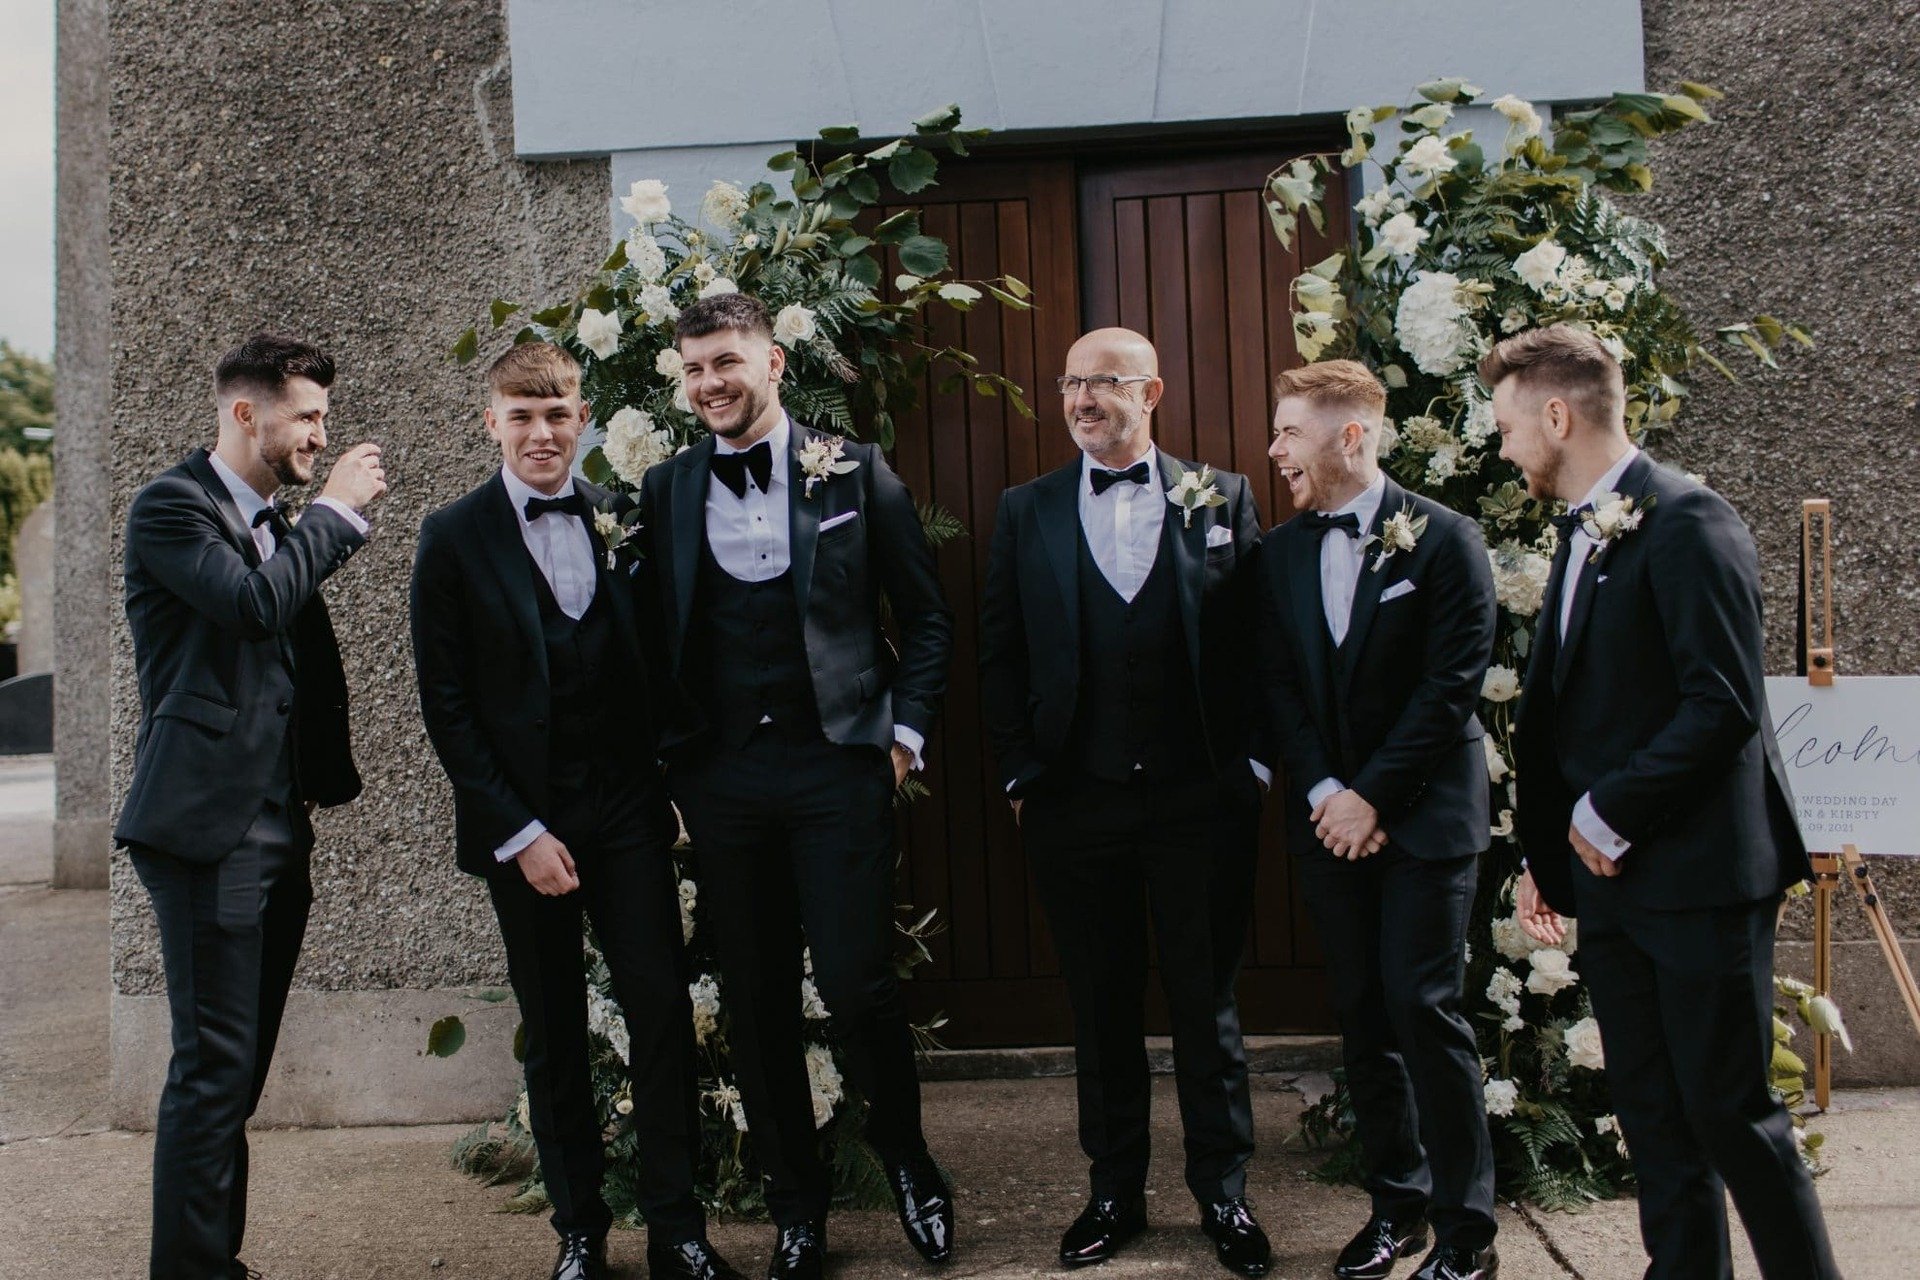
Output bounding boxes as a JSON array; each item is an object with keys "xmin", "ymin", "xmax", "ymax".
[{"xmin": 66, "ymin": 0, "xmax": 1920, "ymax": 1128}]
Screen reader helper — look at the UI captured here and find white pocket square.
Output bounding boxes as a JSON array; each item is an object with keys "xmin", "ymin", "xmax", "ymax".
[
  {"xmin": 819, "ymin": 510, "xmax": 859, "ymax": 532},
  {"xmin": 1205, "ymin": 524, "xmax": 1234, "ymax": 548},
  {"xmin": 1381, "ymin": 580, "xmax": 1417, "ymax": 602}
]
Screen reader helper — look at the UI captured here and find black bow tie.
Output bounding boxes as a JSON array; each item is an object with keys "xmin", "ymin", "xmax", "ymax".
[
  {"xmin": 1549, "ymin": 504, "xmax": 1594, "ymax": 536},
  {"xmin": 1090, "ymin": 460, "xmax": 1152, "ymax": 495},
  {"xmin": 711, "ymin": 440, "xmax": 775, "ymax": 499},
  {"xmin": 523, "ymin": 490, "xmax": 587, "ymax": 522},
  {"xmin": 250, "ymin": 505, "xmax": 292, "ymax": 539},
  {"xmin": 1303, "ymin": 510, "xmax": 1363, "ymax": 539}
]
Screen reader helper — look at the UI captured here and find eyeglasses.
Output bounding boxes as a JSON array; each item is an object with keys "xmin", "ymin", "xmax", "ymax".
[{"xmin": 1056, "ymin": 374, "xmax": 1153, "ymax": 396}]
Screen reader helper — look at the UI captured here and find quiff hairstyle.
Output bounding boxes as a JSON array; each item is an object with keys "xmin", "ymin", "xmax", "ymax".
[
  {"xmin": 214, "ymin": 332, "xmax": 335, "ymax": 402},
  {"xmin": 675, "ymin": 292, "xmax": 774, "ymax": 345},
  {"xmin": 487, "ymin": 341, "xmax": 581, "ymax": 400},
  {"xmin": 1477, "ymin": 324, "xmax": 1625, "ymax": 429},
  {"xmin": 1273, "ymin": 360, "xmax": 1388, "ymax": 425}
]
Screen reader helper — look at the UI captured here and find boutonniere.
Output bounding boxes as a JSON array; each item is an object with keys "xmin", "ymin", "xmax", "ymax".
[
  {"xmin": 592, "ymin": 504, "xmax": 642, "ymax": 570},
  {"xmin": 1579, "ymin": 492, "xmax": 1654, "ymax": 563},
  {"xmin": 1165, "ymin": 462, "xmax": 1228, "ymax": 528},
  {"xmin": 797, "ymin": 435, "xmax": 859, "ymax": 497},
  {"xmin": 1363, "ymin": 502, "xmax": 1428, "ymax": 572}
]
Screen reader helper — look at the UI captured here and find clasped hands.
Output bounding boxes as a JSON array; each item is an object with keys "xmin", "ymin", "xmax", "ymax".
[{"xmin": 1312, "ymin": 789, "xmax": 1388, "ymax": 860}]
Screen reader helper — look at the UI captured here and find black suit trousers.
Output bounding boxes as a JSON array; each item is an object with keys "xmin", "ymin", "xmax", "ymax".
[
  {"xmin": 668, "ymin": 729, "xmax": 925, "ymax": 1227},
  {"xmin": 485, "ymin": 778, "xmax": 702, "ymax": 1243},
  {"xmin": 1021, "ymin": 769, "xmax": 1260, "ymax": 1206},
  {"xmin": 1295, "ymin": 844, "xmax": 1496, "ymax": 1249},
  {"xmin": 129, "ymin": 779, "xmax": 311, "ymax": 1280},
  {"xmin": 1575, "ymin": 885, "xmax": 1838, "ymax": 1280}
]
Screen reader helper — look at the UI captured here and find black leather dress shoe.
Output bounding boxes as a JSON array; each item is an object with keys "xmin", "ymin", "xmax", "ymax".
[
  {"xmin": 766, "ymin": 1219, "xmax": 826, "ymax": 1280},
  {"xmin": 1334, "ymin": 1215, "xmax": 1430, "ymax": 1280},
  {"xmin": 888, "ymin": 1155, "xmax": 956, "ymax": 1263},
  {"xmin": 1059, "ymin": 1193, "xmax": 1148, "ymax": 1267},
  {"xmin": 649, "ymin": 1235, "xmax": 747, "ymax": 1280},
  {"xmin": 550, "ymin": 1232, "xmax": 608, "ymax": 1280},
  {"xmin": 1200, "ymin": 1198, "xmax": 1272, "ymax": 1277},
  {"xmin": 1410, "ymin": 1243, "xmax": 1498, "ymax": 1280}
]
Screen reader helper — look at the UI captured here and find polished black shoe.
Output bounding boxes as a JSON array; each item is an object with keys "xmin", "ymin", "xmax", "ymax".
[
  {"xmin": 550, "ymin": 1231, "xmax": 608, "ymax": 1280},
  {"xmin": 1058, "ymin": 1193, "xmax": 1147, "ymax": 1267},
  {"xmin": 888, "ymin": 1155, "xmax": 956, "ymax": 1263},
  {"xmin": 766, "ymin": 1219, "xmax": 826, "ymax": 1280},
  {"xmin": 1334, "ymin": 1215, "xmax": 1430, "ymax": 1280},
  {"xmin": 649, "ymin": 1235, "xmax": 747, "ymax": 1280},
  {"xmin": 1200, "ymin": 1198, "xmax": 1272, "ymax": 1277},
  {"xmin": 1409, "ymin": 1243, "xmax": 1498, "ymax": 1280}
]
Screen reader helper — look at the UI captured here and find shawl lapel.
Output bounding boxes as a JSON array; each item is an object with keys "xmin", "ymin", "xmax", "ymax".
[
  {"xmin": 1336, "ymin": 477, "xmax": 1405, "ymax": 686},
  {"xmin": 668, "ymin": 438, "xmax": 713, "ymax": 657},
  {"xmin": 1034, "ymin": 462, "xmax": 1083, "ymax": 646},
  {"xmin": 1155, "ymin": 451, "xmax": 1207, "ymax": 689},
  {"xmin": 478, "ymin": 472, "xmax": 548, "ymax": 689}
]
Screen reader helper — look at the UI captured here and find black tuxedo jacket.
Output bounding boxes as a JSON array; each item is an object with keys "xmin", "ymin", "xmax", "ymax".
[
  {"xmin": 632, "ymin": 421, "xmax": 953, "ymax": 756},
  {"xmin": 116, "ymin": 449, "xmax": 364, "ymax": 864},
  {"xmin": 978, "ymin": 451, "xmax": 1267, "ymax": 796},
  {"xmin": 410, "ymin": 472, "xmax": 668, "ymax": 877},
  {"xmin": 1255, "ymin": 478, "xmax": 1495, "ymax": 860},
  {"xmin": 1514, "ymin": 453, "xmax": 1808, "ymax": 915}
]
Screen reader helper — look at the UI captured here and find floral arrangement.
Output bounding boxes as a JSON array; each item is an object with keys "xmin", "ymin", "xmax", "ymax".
[
  {"xmin": 442, "ymin": 105, "xmax": 1020, "ymax": 1219},
  {"xmin": 1266, "ymin": 78, "xmax": 1834, "ymax": 1208}
]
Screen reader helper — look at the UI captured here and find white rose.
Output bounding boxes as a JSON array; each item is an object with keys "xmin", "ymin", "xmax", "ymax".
[
  {"xmin": 1525, "ymin": 947, "xmax": 1579, "ymax": 996},
  {"xmin": 1482, "ymin": 665, "xmax": 1520, "ymax": 703},
  {"xmin": 700, "ymin": 180, "xmax": 749, "ymax": 230},
  {"xmin": 1377, "ymin": 211, "xmax": 1429, "ymax": 256},
  {"xmin": 620, "ymin": 178, "xmax": 671, "ymax": 225},
  {"xmin": 1490, "ymin": 94, "xmax": 1543, "ymax": 138},
  {"xmin": 1484, "ymin": 736, "xmax": 1511, "ymax": 783},
  {"xmin": 624, "ymin": 231, "xmax": 667, "ymax": 282},
  {"xmin": 639, "ymin": 283, "xmax": 679, "ymax": 325},
  {"xmin": 1399, "ymin": 134, "xmax": 1458, "ymax": 183},
  {"xmin": 698, "ymin": 276, "xmax": 739, "ymax": 300},
  {"xmin": 772, "ymin": 303, "xmax": 819, "ymax": 346},
  {"xmin": 575, "ymin": 307, "xmax": 622, "ymax": 360},
  {"xmin": 1565, "ymin": 1016, "xmax": 1606, "ymax": 1071},
  {"xmin": 1513, "ymin": 239, "xmax": 1567, "ymax": 294},
  {"xmin": 614, "ymin": 1096, "xmax": 633, "ymax": 1116},
  {"xmin": 1483, "ymin": 1078, "xmax": 1520, "ymax": 1117},
  {"xmin": 655, "ymin": 347, "xmax": 685, "ymax": 380}
]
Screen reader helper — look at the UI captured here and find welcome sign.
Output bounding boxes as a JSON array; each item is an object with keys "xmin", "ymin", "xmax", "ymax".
[{"xmin": 1764, "ymin": 675, "xmax": 1920, "ymax": 857}]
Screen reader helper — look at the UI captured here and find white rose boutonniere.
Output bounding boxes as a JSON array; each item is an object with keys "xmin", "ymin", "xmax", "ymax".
[
  {"xmin": 1165, "ymin": 462, "xmax": 1227, "ymax": 529},
  {"xmin": 1363, "ymin": 501, "xmax": 1429, "ymax": 572},
  {"xmin": 591, "ymin": 502, "xmax": 640, "ymax": 570},
  {"xmin": 1579, "ymin": 491, "xmax": 1655, "ymax": 563},
  {"xmin": 797, "ymin": 434, "xmax": 859, "ymax": 497}
]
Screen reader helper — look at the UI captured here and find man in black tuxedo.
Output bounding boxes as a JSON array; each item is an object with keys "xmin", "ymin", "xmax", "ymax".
[
  {"xmin": 1494, "ymin": 325, "xmax": 1838, "ymax": 1280},
  {"xmin": 410, "ymin": 342, "xmax": 739, "ymax": 1280},
  {"xmin": 118, "ymin": 333, "xmax": 384, "ymax": 1279},
  {"xmin": 1255, "ymin": 361, "xmax": 1498, "ymax": 1280},
  {"xmin": 978, "ymin": 327, "xmax": 1272, "ymax": 1277},
  {"xmin": 631, "ymin": 293, "xmax": 956, "ymax": 1279}
]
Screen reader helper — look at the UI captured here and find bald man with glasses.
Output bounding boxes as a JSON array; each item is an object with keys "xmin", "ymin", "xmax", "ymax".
[{"xmin": 980, "ymin": 328, "xmax": 1274, "ymax": 1277}]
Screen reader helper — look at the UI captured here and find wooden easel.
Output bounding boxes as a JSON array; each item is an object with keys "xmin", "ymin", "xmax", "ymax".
[{"xmin": 1800, "ymin": 499, "xmax": 1920, "ymax": 1109}]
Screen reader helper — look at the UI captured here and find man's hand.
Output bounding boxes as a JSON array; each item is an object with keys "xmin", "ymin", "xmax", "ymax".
[
  {"xmin": 891, "ymin": 742, "xmax": 915, "ymax": 789},
  {"xmin": 1569, "ymin": 822, "xmax": 1623, "ymax": 878},
  {"xmin": 1516, "ymin": 869, "xmax": 1566, "ymax": 945},
  {"xmin": 1312, "ymin": 789, "xmax": 1387, "ymax": 861},
  {"xmin": 320, "ymin": 441, "xmax": 388, "ymax": 512},
  {"xmin": 517, "ymin": 832, "xmax": 579, "ymax": 896}
]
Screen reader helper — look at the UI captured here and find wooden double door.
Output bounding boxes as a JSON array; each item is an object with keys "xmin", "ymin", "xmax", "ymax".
[{"xmin": 882, "ymin": 139, "xmax": 1348, "ymax": 1045}]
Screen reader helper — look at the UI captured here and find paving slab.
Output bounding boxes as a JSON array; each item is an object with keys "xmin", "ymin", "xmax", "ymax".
[{"xmin": 0, "ymin": 886, "xmax": 109, "ymax": 1143}]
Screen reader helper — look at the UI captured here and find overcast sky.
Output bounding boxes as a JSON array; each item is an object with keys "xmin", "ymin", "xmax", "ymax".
[{"xmin": 0, "ymin": 0, "xmax": 53, "ymax": 359}]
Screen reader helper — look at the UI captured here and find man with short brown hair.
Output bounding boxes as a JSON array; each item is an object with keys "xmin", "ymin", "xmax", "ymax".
[{"xmin": 1494, "ymin": 323, "xmax": 1838, "ymax": 1280}]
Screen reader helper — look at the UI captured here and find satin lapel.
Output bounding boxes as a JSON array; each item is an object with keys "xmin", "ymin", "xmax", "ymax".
[
  {"xmin": 1156, "ymin": 452, "xmax": 1206, "ymax": 688},
  {"xmin": 1338, "ymin": 478, "xmax": 1403, "ymax": 685},
  {"xmin": 578, "ymin": 481, "xmax": 641, "ymax": 663},
  {"xmin": 1553, "ymin": 453, "xmax": 1654, "ymax": 692},
  {"xmin": 1525, "ymin": 535, "xmax": 1572, "ymax": 704},
  {"xmin": 480, "ymin": 474, "xmax": 548, "ymax": 688},
  {"xmin": 185, "ymin": 449, "xmax": 263, "ymax": 568},
  {"xmin": 1288, "ymin": 523, "xmax": 1337, "ymax": 731},
  {"xmin": 1035, "ymin": 463, "xmax": 1082, "ymax": 645},
  {"xmin": 669, "ymin": 440, "xmax": 711, "ymax": 655},
  {"xmin": 788, "ymin": 423, "xmax": 822, "ymax": 622}
]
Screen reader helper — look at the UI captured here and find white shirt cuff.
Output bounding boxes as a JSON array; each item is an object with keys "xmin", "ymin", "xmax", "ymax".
[
  {"xmin": 312, "ymin": 496, "xmax": 370, "ymax": 535},
  {"xmin": 892, "ymin": 725, "xmax": 926, "ymax": 772},
  {"xmin": 1249, "ymin": 759, "xmax": 1273, "ymax": 790},
  {"xmin": 1573, "ymin": 793, "xmax": 1630, "ymax": 861},
  {"xmin": 1308, "ymin": 777, "xmax": 1345, "ymax": 810},
  {"xmin": 494, "ymin": 819, "xmax": 546, "ymax": 863}
]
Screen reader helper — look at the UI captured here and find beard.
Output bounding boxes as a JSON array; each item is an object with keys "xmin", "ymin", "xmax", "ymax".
[
  {"xmin": 703, "ymin": 380, "xmax": 774, "ymax": 441},
  {"xmin": 260, "ymin": 435, "xmax": 314, "ymax": 487}
]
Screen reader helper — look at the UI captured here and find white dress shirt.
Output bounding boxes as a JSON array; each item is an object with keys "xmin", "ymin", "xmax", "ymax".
[
  {"xmin": 1077, "ymin": 445, "xmax": 1165, "ymax": 601},
  {"xmin": 1307, "ymin": 473, "xmax": 1387, "ymax": 811},
  {"xmin": 1556, "ymin": 446, "xmax": 1640, "ymax": 862},
  {"xmin": 207, "ymin": 451, "xmax": 368, "ymax": 561},
  {"xmin": 703, "ymin": 413, "xmax": 925, "ymax": 770}
]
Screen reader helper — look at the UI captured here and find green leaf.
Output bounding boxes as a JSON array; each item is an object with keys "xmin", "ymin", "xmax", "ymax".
[
  {"xmin": 818, "ymin": 123, "xmax": 863, "ymax": 144},
  {"xmin": 581, "ymin": 445, "xmax": 613, "ymax": 485},
  {"xmin": 842, "ymin": 253, "xmax": 882, "ymax": 289},
  {"xmin": 765, "ymin": 149, "xmax": 800, "ymax": 171},
  {"xmin": 897, "ymin": 235, "xmax": 949, "ymax": 277},
  {"xmin": 427, "ymin": 1015, "xmax": 466, "ymax": 1058},
  {"xmin": 873, "ymin": 210, "xmax": 921, "ymax": 244},
  {"xmin": 791, "ymin": 169, "xmax": 823, "ymax": 201},
  {"xmin": 1677, "ymin": 80, "xmax": 1724, "ymax": 102},
  {"xmin": 451, "ymin": 327, "xmax": 479, "ymax": 365},
  {"xmin": 1000, "ymin": 274, "xmax": 1032, "ymax": 300},
  {"xmin": 1415, "ymin": 76, "xmax": 1481, "ymax": 103},
  {"xmin": 888, "ymin": 147, "xmax": 940, "ymax": 195},
  {"xmin": 847, "ymin": 173, "xmax": 881, "ymax": 204},
  {"xmin": 489, "ymin": 300, "xmax": 522, "ymax": 329},
  {"xmin": 837, "ymin": 234, "xmax": 874, "ymax": 257},
  {"xmin": 532, "ymin": 302, "xmax": 575, "ymax": 327},
  {"xmin": 911, "ymin": 103, "xmax": 963, "ymax": 133}
]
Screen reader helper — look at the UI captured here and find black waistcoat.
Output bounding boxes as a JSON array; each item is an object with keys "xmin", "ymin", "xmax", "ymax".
[
  {"xmin": 530, "ymin": 552, "xmax": 652, "ymax": 796},
  {"xmin": 689, "ymin": 542, "xmax": 819, "ymax": 748},
  {"xmin": 1064, "ymin": 521, "xmax": 1206, "ymax": 783}
]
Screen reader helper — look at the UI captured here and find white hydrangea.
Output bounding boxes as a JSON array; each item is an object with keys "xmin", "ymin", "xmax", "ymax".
[
  {"xmin": 1395, "ymin": 271, "xmax": 1475, "ymax": 375},
  {"xmin": 1481, "ymin": 665, "xmax": 1520, "ymax": 703},
  {"xmin": 1460, "ymin": 394, "xmax": 1497, "ymax": 446},
  {"xmin": 1398, "ymin": 134, "xmax": 1458, "ymax": 183},
  {"xmin": 689, "ymin": 974, "xmax": 722, "ymax": 1046},
  {"xmin": 639, "ymin": 283, "xmax": 679, "ymax": 326},
  {"xmin": 625, "ymin": 231, "xmax": 667, "ymax": 282},
  {"xmin": 1425, "ymin": 442, "xmax": 1461, "ymax": 485},
  {"xmin": 1488, "ymin": 541, "xmax": 1552, "ymax": 616},
  {"xmin": 1525, "ymin": 947, "xmax": 1579, "ymax": 997},
  {"xmin": 698, "ymin": 276, "xmax": 739, "ymax": 300},
  {"xmin": 1491, "ymin": 918, "xmax": 1535, "ymax": 963},
  {"xmin": 586, "ymin": 986, "xmax": 630, "ymax": 1064},
  {"xmin": 1513, "ymin": 239, "xmax": 1567, "ymax": 294},
  {"xmin": 701, "ymin": 180, "xmax": 749, "ymax": 230},
  {"xmin": 1377, "ymin": 211, "xmax": 1429, "ymax": 256},
  {"xmin": 1565, "ymin": 1016, "xmax": 1606, "ymax": 1071},
  {"xmin": 575, "ymin": 307, "xmax": 622, "ymax": 360},
  {"xmin": 620, "ymin": 178, "xmax": 671, "ymax": 225},
  {"xmin": 805, "ymin": 1043, "xmax": 844, "ymax": 1128},
  {"xmin": 1484, "ymin": 1078, "xmax": 1520, "ymax": 1117},
  {"xmin": 772, "ymin": 303, "xmax": 819, "ymax": 347},
  {"xmin": 1487, "ymin": 967, "xmax": 1525, "ymax": 1031},
  {"xmin": 602, "ymin": 406, "xmax": 676, "ymax": 485}
]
